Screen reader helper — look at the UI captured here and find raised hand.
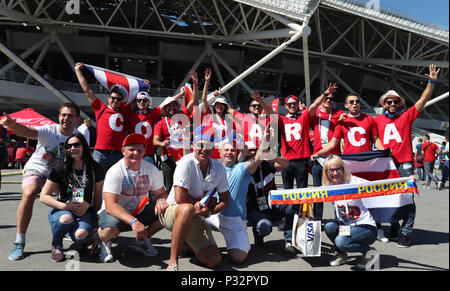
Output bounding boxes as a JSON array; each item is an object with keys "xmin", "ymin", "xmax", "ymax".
[
  {"xmin": 189, "ymin": 71, "xmax": 198, "ymax": 84},
  {"xmin": 325, "ymin": 82, "xmax": 338, "ymax": 95},
  {"xmin": 204, "ymin": 68, "xmax": 211, "ymax": 83},
  {"xmin": 425, "ymin": 64, "xmax": 440, "ymax": 81}
]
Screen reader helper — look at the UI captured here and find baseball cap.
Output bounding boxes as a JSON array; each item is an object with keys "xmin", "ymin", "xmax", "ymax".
[
  {"xmin": 136, "ymin": 91, "xmax": 151, "ymax": 102},
  {"xmin": 285, "ymin": 95, "xmax": 301, "ymax": 104},
  {"xmin": 379, "ymin": 90, "xmax": 405, "ymax": 106},
  {"xmin": 193, "ymin": 125, "xmax": 215, "ymax": 144},
  {"xmin": 122, "ymin": 133, "xmax": 147, "ymax": 147}
]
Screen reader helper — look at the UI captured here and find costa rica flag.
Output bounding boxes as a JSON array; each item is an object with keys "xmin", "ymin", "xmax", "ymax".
[{"xmin": 84, "ymin": 64, "xmax": 149, "ymax": 105}]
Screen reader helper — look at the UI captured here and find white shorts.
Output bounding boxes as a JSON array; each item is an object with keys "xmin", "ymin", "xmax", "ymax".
[{"xmin": 205, "ymin": 214, "xmax": 250, "ymax": 253}]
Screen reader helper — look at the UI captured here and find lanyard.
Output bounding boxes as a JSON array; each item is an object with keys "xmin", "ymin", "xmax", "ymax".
[
  {"xmin": 251, "ymin": 165, "xmax": 264, "ymax": 198},
  {"xmin": 318, "ymin": 108, "xmax": 332, "ymax": 147}
]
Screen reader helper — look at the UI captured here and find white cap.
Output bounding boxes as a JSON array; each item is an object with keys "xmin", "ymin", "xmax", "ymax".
[
  {"xmin": 160, "ymin": 96, "xmax": 179, "ymax": 109},
  {"xmin": 136, "ymin": 91, "xmax": 151, "ymax": 102},
  {"xmin": 212, "ymin": 96, "xmax": 229, "ymax": 106},
  {"xmin": 379, "ymin": 90, "xmax": 405, "ymax": 106}
]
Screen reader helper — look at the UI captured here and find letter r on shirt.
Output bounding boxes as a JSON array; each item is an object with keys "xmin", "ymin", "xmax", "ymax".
[{"xmin": 285, "ymin": 123, "xmax": 302, "ymax": 142}]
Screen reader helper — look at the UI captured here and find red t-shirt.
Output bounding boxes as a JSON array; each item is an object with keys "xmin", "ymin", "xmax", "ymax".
[
  {"xmin": 333, "ymin": 113, "xmax": 378, "ymax": 154},
  {"xmin": 374, "ymin": 106, "xmax": 419, "ymax": 164},
  {"xmin": 278, "ymin": 110, "xmax": 312, "ymax": 160},
  {"xmin": 154, "ymin": 107, "xmax": 190, "ymax": 162},
  {"xmin": 126, "ymin": 106, "xmax": 162, "ymax": 155},
  {"xmin": 312, "ymin": 107, "xmax": 343, "ymax": 155},
  {"xmin": 91, "ymin": 98, "xmax": 130, "ymax": 151},
  {"xmin": 422, "ymin": 141, "xmax": 439, "ymax": 162}
]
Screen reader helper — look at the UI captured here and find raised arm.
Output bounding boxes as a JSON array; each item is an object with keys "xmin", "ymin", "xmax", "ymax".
[
  {"xmin": 309, "ymin": 82, "xmax": 338, "ymax": 117},
  {"xmin": 185, "ymin": 71, "xmax": 199, "ymax": 114},
  {"xmin": 0, "ymin": 113, "xmax": 38, "ymax": 140},
  {"xmin": 251, "ymin": 91, "xmax": 274, "ymax": 115},
  {"xmin": 415, "ymin": 64, "xmax": 440, "ymax": 112},
  {"xmin": 74, "ymin": 62, "xmax": 97, "ymax": 105},
  {"xmin": 202, "ymin": 68, "xmax": 212, "ymax": 115}
]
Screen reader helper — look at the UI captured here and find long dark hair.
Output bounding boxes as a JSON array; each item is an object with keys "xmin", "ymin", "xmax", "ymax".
[{"xmin": 63, "ymin": 133, "xmax": 94, "ymax": 190}]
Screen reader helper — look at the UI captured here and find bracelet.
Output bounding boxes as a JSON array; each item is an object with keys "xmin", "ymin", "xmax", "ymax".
[
  {"xmin": 129, "ymin": 218, "xmax": 138, "ymax": 226},
  {"xmin": 156, "ymin": 198, "xmax": 166, "ymax": 204},
  {"xmin": 429, "ymin": 80, "xmax": 438, "ymax": 84}
]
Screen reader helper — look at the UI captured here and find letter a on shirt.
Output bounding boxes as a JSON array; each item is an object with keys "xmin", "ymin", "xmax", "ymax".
[{"xmin": 383, "ymin": 123, "xmax": 402, "ymax": 145}]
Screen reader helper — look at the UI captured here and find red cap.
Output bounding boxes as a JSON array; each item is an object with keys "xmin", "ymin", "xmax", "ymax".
[
  {"xmin": 284, "ymin": 95, "xmax": 299, "ymax": 104},
  {"xmin": 122, "ymin": 133, "xmax": 147, "ymax": 147}
]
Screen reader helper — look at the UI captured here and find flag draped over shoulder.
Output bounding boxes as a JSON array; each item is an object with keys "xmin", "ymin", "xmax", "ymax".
[
  {"xmin": 316, "ymin": 150, "xmax": 416, "ymax": 223},
  {"xmin": 84, "ymin": 64, "xmax": 149, "ymax": 105}
]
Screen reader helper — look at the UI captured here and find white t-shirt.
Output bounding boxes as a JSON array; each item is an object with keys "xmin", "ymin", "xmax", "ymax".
[
  {"xmin": 332, "ymin": 176, "xmax": 376, "ymax": 227},
  {"xmin": 166, "ymin": 152, "xmax": 229, "ymax": 205},
  {"xmin": 24, "ymin": 124, "xmax": 79, "ymax": 177},
  {"xmin": 100, "ymin": 159, "xmax": 164, "ymax": 214}
]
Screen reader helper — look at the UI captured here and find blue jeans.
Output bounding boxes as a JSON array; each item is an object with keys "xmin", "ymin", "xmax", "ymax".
[
  {"xmin": 93, "ymin": 150, "xmax": 123, "ymax": 173},
  {"xmin": 311, "ymin": 161, "xmax": 324, "ymax": 221},
  {"xmin": 324, "ymin": 220, "xmax": 377, "ymax": 254},
  {"xmin": 395, "ymin": 162, "xmax": 416, "ymax": 236},
  {"xmin": 248, "ymin": 211, "xmax": 273, "ymax": 239},
  {"xmin": 143, "ymin": 154, "xmax": 156, "ymax": 166},
  {"xmin": 48, "ymin": 208, "xmax": 96, "ymax": 247},
  {"xmin": 442, "ymin": 160, "xmax": 449, "ymax": 186}
]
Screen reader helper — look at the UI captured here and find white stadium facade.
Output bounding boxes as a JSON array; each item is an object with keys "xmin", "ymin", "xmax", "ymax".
[{"xmin": 0, "ymin": 0, "xmax": 448, "ymax": 135}]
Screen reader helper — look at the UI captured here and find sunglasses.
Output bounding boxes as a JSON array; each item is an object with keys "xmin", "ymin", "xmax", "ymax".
[
  {"xmin": 386, "ymin": 100, "xmax": 400, "ymax": 105},
  {"xmin": 110, "ymin": 96, "xmax": 123, "ymax": 102},
  {"xmin": 286, "ymin": 102, "xmax": 298, "ymax": 107},
  {"xmin": 137, "ymin": 99, "xmax": 149, "ymax": 103},
  {"xmin": 65, "ymin": 142, "xmax": 82, "ymax": 149},
  {"xmin": 347, "ymin": 99, "xmax": 361, "ymax": 105},
  {"xmin": 325, "ymin": 97, "xmax": 335, "ymax": 101},
  {"xmin": 194, "ymin": 141, "xmax": 214, "ymax": 150},
  {"xmin": 250, "ymin": 104, "xmax": 261, "ymax": 108}
]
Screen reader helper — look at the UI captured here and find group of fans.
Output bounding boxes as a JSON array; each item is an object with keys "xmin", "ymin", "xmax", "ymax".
[{"xmin": 0, "ymin": 62, "xmax": 446, "ymax": 270}]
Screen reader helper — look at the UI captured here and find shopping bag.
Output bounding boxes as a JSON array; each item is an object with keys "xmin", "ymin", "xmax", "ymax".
[{"xmin": 292, "ymin": 203, "xmax": 322, "ymax": 257}]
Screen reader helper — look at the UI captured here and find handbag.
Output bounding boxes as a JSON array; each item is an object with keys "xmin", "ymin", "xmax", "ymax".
[{"xmin": 292, "ymin": 203, "xmax": 322, "ymax": 257}]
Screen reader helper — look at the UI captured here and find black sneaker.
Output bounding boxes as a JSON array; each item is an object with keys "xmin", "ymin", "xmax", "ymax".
[
  {"xmin": 397, "ymin": 234, "xmax": 411, "ymax": 248},
  {"xmin": 254, "ymin": 234, "xmax": 264, "ymax": 247},
  {"xmin": 284, "ymin": 242, "xmax": 297, "ymax": 256}
]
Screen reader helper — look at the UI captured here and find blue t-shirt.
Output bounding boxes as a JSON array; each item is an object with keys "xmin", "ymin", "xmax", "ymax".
[{"xmin": 220, "ymin": 162, "xmax": 251, "ymax": 220}]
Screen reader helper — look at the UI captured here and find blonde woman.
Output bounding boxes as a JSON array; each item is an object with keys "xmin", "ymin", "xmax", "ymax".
[{"xmin": 322, "ymin": 155, "xmax": 377, "ymax": 269}]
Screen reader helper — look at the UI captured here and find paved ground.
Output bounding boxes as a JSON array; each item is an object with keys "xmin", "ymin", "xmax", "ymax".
[{"xmin": 0, "ymin": 169, "xmax": 448, "ymax": 272}]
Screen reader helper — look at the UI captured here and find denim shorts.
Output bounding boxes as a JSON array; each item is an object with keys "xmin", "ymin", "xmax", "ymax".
[{"xmin": 98, "ymin": 199, "xmax": 158, "ymax": 232}]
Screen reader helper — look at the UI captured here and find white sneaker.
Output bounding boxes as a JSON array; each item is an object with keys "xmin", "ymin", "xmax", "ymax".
[
  {"xmin": 329, "ymin": 252, "xmax": 348, "ymax": 267},
  {"xmin": 99, "ymin": 241, "xmax": 114, "ymax": 263},
  {"xmin": 130, "ymin": 238, "xmax": 159, "ymax": 257},
  {"xmin": 438, "ymin": 181, "xmax": 444, "ymax": 190},
  {"xmin": 377, "ymin": 229, "xmax": 389, "ymax": 243}
]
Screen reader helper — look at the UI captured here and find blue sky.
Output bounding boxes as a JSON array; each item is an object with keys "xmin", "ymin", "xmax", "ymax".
[{"xmin": 379, "ymin": 0, "xmax": 449, "ymax": 27}]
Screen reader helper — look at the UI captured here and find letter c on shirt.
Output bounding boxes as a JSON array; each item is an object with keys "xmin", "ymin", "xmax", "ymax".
[
  {"xmin": 135, "ymin": 121, "xmax": 152, "ymax": 139},
  {"xmin": 109, "ymin": 113, "xmax": 124, "ymax": 132},
  {"xmin": 285, "ymin": 123, "xmax": 302, "ymax": 142},
  {"xmin": 348, "ymin": 127, "xmax": 366, "ymax": 147}
]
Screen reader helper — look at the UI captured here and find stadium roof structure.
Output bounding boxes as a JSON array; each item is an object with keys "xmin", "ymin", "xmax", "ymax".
[{"xmin": 0, "ymin": 0, "xmax": 448, "ymax": 131}]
